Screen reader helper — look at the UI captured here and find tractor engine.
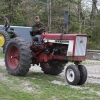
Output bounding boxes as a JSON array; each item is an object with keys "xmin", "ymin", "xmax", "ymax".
[{"xmin": 44, "ymin": 44, "xmax": 67, "ymax": 56}]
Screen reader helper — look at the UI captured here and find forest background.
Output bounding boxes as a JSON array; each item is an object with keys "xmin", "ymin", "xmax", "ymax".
[{"xmin": 0, "ymin": 0, "xmax": 100, "ymax": 49}]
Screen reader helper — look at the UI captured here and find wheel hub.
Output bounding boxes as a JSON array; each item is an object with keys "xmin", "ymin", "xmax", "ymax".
[
  {"xmin": 43, "ymin": 63, "xmax": 51, "ymax": 68},
  {"xmin": 0, "ymin": 34, "xmax": 5, "ymax": 46},
  {"xmin": 67, "ymin": 69, "xmax": 75, "ymax": 82},
  {"xmin": 7, "ymin": 45, "xmax": 19, "ymax": 69}
]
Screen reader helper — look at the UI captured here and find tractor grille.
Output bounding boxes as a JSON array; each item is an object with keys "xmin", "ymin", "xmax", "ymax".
[{"xmin": 75, "ymin": 36, "xmax": 87, "ymax": 56}]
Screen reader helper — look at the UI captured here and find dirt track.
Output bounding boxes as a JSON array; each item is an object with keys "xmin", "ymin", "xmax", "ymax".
[{"xmin": 0, "ymin": 57, "xmax": 100, "ymax": 84}]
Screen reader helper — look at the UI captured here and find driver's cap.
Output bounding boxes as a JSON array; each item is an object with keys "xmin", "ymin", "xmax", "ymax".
[{"xmin": 35, "ymin": 16, "xmax": 39, "ymax": 19}]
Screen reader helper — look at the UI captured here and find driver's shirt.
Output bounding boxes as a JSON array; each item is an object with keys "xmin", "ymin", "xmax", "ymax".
[{"xmin": 32, "ymin": 22, "xmax": 44, "ymax": 35}]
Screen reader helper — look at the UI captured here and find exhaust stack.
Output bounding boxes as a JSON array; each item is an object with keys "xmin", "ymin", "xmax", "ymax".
[{"xmin": 64, "ymin": 11, "xmax": 68, "ymax": 34}]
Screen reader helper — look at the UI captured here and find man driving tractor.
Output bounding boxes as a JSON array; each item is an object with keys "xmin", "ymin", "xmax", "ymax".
[{"xmin": 32, "ymin": 16, "xmax": 45, "ymax": 44}]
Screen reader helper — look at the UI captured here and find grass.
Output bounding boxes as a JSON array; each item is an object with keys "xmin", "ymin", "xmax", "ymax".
[
  {"xmin": 0, "ymin": 52, "xmax": 4, "ymax": 57},
  {"xmin": 0, "ymin": 52, "xmax": 100, "ymax": 100},
  {"xmin": 0, "ymin": 66, "xmax": 100, "ymax": 100}
]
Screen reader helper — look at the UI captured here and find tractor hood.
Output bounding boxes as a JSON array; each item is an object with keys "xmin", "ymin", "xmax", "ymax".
[{"xmin": 42, "ymin": 32, "xmax": 87, "ymax": 40}]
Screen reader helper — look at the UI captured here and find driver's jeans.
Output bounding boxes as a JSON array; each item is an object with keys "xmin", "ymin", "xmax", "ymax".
[
  {"xmin": 4, "ymin": 26, "xmax": 10, "ymax": 31},
  {"xmin": 34, "ymin": 35, "xmax": 42, "ymax": 44}
]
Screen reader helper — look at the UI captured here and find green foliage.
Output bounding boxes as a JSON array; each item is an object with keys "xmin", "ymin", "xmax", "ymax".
[{"xmin": 0, "ymin": 0, "xmax": 100, "ymax": 49}]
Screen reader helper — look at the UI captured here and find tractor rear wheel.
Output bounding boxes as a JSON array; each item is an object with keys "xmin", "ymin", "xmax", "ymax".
[
  {"xmin": 65, "ymin": 64, "xmax": 80, "ymax": 85},
  {"xmin": 12, "ymin": 31, "xmax": 20, "ymax": 38},
  {"xmin": 78, "ymin": 65, "xmax": 87, "ymax": 85},
  {"xmin": 40, "ymin": 62, "xmax": 65, "ymax": 75},
  {"xmin": 0, "ymin": 30, "xmax": 10, "ymax": 52},
  {"xmin": 5, "ymin": 37, "xmax": 32, "ymax": 76}
]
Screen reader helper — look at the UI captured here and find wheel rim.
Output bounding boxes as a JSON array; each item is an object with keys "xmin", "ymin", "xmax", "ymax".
[
  {"xmin": 43, "ymin": 62, "xmax": 52, "ymax": 68},
  {"xmin": 7, "ymin": 45, "xmax": 19, "ymax": 69},
  {"xmin": 67, "ymin": 69, "xmax": 75, "ymax": 82},
  {"xmin": 0, "ymin": 34, "xmax": 5, "ymax": 46}
]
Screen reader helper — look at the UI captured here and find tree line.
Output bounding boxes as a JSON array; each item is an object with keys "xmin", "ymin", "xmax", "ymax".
[{"xmin": 0, "ymin": 0, "xmax": 100, "ymax": 49}]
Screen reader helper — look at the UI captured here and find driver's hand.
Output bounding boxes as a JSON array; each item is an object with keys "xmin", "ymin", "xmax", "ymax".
[{"xmin": 38, "ymin": 27, "xmax": 44, "ymax": 30}]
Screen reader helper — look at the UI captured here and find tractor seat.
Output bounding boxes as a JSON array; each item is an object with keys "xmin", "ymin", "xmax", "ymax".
[
  {"xmin": 32, "ymin": 37, "xmax": 38, "ymax": 41},
  {"xmin": 30, "ymin": 31, "xmax": 35, "ymax": 36}
]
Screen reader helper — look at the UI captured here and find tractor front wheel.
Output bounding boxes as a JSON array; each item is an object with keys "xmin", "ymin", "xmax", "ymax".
[
  {"xmin": 78, "ymin": 65, "xmax": 87, "ymax": 85},
  {"xmin": 5, "ymin": 37, "xmax": 32, "ymax": 76},
  {"xmin": 40, "ymin": 62, "xmax": 65, "ymax": 75},
  {"xmin": 65, "ymin": 64, "xmax": 80, "ymax": 85}
]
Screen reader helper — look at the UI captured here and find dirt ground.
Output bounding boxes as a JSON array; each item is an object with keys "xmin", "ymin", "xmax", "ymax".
[{"xmin": 0, "ymin": 57, "xmax": 100, "ymax": 85}]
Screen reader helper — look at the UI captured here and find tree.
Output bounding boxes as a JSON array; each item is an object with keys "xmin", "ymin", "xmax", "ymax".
[
  {"xmin": 90, "ymin": 0, "xmax": 98, "ymax": 28},
  {"xmin": 5, "ymin": 0, "xmax": 22, "ymax": 23}
]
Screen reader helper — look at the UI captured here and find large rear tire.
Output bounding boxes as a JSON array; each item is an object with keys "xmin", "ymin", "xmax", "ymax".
[
  {"xmin": 40, "ymin": 62, "xmax": 65, "ymax": 75},
  {"xmin": 0, "ymin": 30, "xmax": 10, "ymax": 52},
  {"xmin": 65, "ymin": 64, "xmax": 80, "ymax": 85},
  {"xmin": 5, "ymin": 37, "xmax": 32, "ymax": 76},
  {"xmin": 78, "ymin": 65, "xmax": 87, "ymax": 85},
  {"xmin": 12, "ymin": 31, "xmax": 20, "ymax": 38}
]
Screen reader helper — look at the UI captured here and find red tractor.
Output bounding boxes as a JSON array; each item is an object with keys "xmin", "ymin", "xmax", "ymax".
[
  {"xmin": 5, "ymin": 31, "xmax": 88, "ymax": 85},
  {"xmin": 4, "ymin": 11, "xmax": 88, "ymax": 85}
]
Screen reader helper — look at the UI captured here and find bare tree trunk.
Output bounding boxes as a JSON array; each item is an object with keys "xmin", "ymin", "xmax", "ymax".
[
  {"xmin": 47, "ymin": 0, "xmax": 51, "ymax": 32},
  {"xmin": 90, "ymin": 0, "xmax": 98, "ymax": 28},
  {"xmin": 78, "ymin": 0, "xmax": 84, "ymax": 33}
]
